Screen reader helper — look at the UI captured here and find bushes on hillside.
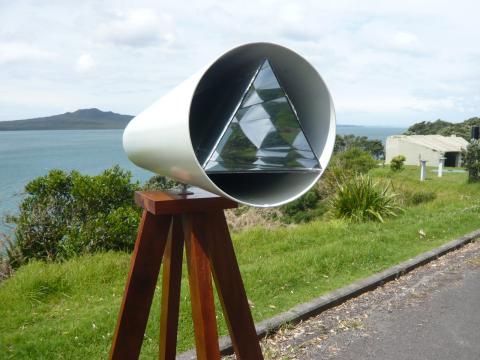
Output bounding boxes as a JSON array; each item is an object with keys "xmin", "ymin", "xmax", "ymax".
[
  {"xmin": 279, "ymin": 148, "xmax": 379, "ymax": 224},
  {"xmin": 404, "ymin": 117, "xmax": 480, "ymax": 141},
  {"xmin": 4, "ymin": 169, "xmax": 183, "ymax": 267},
  {"xmin": 2, "ymin": 156, "xmax": 418, "ymax": 269},
  {"xmin": 390, "ymin": 155, "xmax": 406, "ymax": 171},
  {"xmin": 6, "ymin": 166, "xmax": 141, "ymax": 267},
  {"xmin": 334, "ymin": 135, "xmax": 384, "ymax": 159},
  {"xmin": 329, "ymin": 173, "xmax": 402, "ymax": 222},
  {"xmin": 0, "ymin": 233, "xmax": 13, "ymax": 280},
  {"xmin": 330, "ymin": 147, "xmax": 377, "ymax": 175},
  {"xmin": 280, "ymin": 186, "xmax": 328, "ymax": 223},
  {"xmin": 277, "ymin": 148, "xmax": 378, "ymax": 223},
  {"xmin": 462, "ymin": 140, "xmax": 480, "ymax": 182}
]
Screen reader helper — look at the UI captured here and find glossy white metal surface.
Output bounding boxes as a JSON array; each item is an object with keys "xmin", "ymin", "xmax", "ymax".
[{"xmin": 123, "ymin": 42, "xmax": 336, "ymax": 207}]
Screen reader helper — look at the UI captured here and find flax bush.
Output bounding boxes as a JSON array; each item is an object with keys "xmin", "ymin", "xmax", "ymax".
[{"xmin": 330, "ymin": 173, "xmax": 402, "ymax": 222}]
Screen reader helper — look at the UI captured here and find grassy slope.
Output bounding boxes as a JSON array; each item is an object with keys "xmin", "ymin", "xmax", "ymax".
[{"xmin": 1, "ymin": 167, "xmax": 479, "ymax": 359}]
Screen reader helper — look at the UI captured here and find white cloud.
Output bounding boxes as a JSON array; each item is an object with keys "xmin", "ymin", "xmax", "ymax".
[
  {"xmin": 0, "ymin": 41, "xmax": 55, "ymax": 64},
  {"xmin": 96, "ymin": 8, "xmax": 175, "ymax": 47},
  {"xmin": 393, "ymin": 31, "xmax": 419, "ymax": 48},
  {"xmin": 75, "ymin": 53, "xmax": 95, "ymax": 72},
  {"xmin": 337, "ymin": 96, "xmax": 456, "ymax": 113},
  {"xmin": 1, "ymin": 0, "xmax": 480, "ymax": 125}
]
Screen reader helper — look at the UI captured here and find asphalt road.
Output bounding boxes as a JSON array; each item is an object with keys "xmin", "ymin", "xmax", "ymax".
[
  {"xmin": 338, "ymin": 264, "xmax": 480, "ymax": 360},
  {"xmin": 256, "ymin": 240, "xmax": 480, "ymax": 360}
]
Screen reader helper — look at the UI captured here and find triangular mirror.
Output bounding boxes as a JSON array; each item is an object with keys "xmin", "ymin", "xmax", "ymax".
[{"xmin": 203, "ymin": 59, "xmax": 320, "ymax": 173}]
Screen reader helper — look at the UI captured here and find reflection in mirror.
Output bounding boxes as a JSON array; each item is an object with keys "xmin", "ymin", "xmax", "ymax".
[{"xmin": 204, "ymin": 59, "xmax": 320, "ymax": 173}]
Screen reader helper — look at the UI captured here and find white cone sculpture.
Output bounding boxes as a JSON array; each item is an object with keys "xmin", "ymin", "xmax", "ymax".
[{"xmin": 123, "ymin": 42, "xmax": 336, "ymax": 207}]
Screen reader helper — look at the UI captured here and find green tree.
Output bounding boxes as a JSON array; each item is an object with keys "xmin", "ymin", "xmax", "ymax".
[
  {"xmin": 405, "ymin": 117, "xmax": 480, "ymax": 141},
  {"xmin": 404, "ymin": 119, "xmax": 451, "ymax": 135},
  {"xmin": 334, "ymin": 135, "xmax": 347, "ymax": 153},
  {"xmin": 363, "ymin": 139, "xmax": 384, "ymax": 159},
  {"xmin": 462, "ymin": 140, "xmax": 480, "ymax": 182},
  {"xmin": 334, "ymin": 135, "xmax": 384, "ymax": 159},
  {"xmin": 280, "ymin": 186, "xmax": 326, "ymax": 223},
  {"xmin": 390, "ymin": 155, "xmax": 406, "ymax": 171}
]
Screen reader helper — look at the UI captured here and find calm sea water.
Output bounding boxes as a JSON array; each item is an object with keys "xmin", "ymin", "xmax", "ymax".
[
  {"xmin": 0, "ymin": 130, "xmax": 151, "ymax": 221},
  {"xmin": 337, "ymin": 125, "xmax": 405, "ymax": 142},
  {"xmin": 0, "ymin": 126, "xmax": 405, "ymax": 220}
]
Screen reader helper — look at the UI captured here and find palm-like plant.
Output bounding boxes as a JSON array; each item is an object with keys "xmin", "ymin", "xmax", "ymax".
[{"xmin": 330, "ymin": 173, "xmax": 402, "ymax": 222}]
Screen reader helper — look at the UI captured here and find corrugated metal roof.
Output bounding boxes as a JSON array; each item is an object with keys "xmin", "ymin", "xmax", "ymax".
[{"xmin": 387, "ymin": 135, "xmax": 468, "ymax": 152}]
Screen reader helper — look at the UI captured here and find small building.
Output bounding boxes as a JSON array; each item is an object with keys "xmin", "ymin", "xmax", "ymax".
[{"xmin": 385, "ymin": 135, "xmax": 468, "ymax": 167}]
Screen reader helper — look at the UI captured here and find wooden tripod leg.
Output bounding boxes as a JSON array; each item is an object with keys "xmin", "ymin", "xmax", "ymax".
[
  {"xmin": 109, "ymin": 211, "xmax": 172, "ymax": 360},
  {"xmin": 207, "ymin": 211, "xmax": 263, "ymax": 360},
  {"xmin": 184, "ymin": 213, "xmax": 221, "ymax": 360},
  {"xmin": 159, "ymin": 215, "xmax": 184, "ymax": 360}
]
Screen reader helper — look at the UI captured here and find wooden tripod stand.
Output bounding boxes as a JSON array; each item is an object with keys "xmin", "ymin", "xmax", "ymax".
[{"xmin": 109, "ymin": 190, "xmax": 263, "ymax": 360}]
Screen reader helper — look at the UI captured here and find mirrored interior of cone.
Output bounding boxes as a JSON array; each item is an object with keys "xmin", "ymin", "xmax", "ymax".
[{"xmin": 203, "ymin": 59, "xmax": 320, "ymax": 173}]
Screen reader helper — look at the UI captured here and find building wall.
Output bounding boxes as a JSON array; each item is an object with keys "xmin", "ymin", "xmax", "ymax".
[{"xmin": 385, "ymin": 137, "xmax": 447, "ymax": 166}]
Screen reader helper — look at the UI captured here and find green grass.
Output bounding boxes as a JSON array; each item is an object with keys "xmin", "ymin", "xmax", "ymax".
[{"xmin": 1, "ymin": 167, "xmax": 480, "ymax": 359}]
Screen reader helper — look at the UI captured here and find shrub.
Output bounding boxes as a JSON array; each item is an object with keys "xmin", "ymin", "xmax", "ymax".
[
  {"xmin": 321, "ymin": 148, "xmax": 378, "ymax": 200},
  {"xmin": 6, "ymin": 166, "xmax": 140, "ymax": 267},
  {"xmin": 462, "ymin": 140, "xmax": 480, "ymax": 182},
  {"xmin": 143, "ymin": 175, "xmax": 179, "ymax": 190},
  {"xmin": 334, "ymin": 135, "xmax": 384, "ymax": 159},
  {"xmin": 329, "ymin": 173, "xmax": 402, "ymax": 222},
  {"xmin": 331, "ymin": 147, "xmax": 377, "ymax": 175},
  {"xmin": 59, "ymin": 206, "xmax": 140, "ymax": 258},
  {"xmin": 390, "ymin": 155, "xmax": 406, "ymax": 171},
  {"xmin": 0, "ymin": 234, "xmax": 13, "ymax": 280},
  {"xmin": 403, "ymin": 190, "xmax": 437, "ymax": 206},
  {"xmin": 280, "ymin": 187, "xmax": 326, "ymax": 223}
]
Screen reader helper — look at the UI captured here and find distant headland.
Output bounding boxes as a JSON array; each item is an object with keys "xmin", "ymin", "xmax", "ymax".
[{"xmin": 0, "ymin": 108, "xmax": 134, "ymax": 131}]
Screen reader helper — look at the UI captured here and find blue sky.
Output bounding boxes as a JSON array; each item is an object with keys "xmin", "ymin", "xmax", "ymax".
[{"xmin": 1, "ymin": 0, "xmax": 479, "ymax": 126}]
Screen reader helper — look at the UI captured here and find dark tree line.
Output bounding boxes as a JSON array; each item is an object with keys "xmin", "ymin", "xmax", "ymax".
[{"xmin": 404, "ymin": 117, "xmax": 480, "ymax": 141}]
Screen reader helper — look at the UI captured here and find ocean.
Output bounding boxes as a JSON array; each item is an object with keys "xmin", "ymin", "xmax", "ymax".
[
  {"xmin": 0, "ymin": 126, "xmax": 405, "ymax": 221},
  {"xmin": 0, "ymin": 130, "xmax": 151, "ymax": 222},
  {"xmin": 336, "ymin": 125, "xmax": 406, "ymax": 141}
]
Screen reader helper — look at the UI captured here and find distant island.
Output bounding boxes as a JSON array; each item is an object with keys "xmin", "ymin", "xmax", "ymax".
[{"xmin": 0, "ymin": 108, "xmax": 134, "ymax": 131}]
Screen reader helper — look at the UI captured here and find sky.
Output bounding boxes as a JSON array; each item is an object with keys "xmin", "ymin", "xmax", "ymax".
[{"xmin": 1, "ymin": 0, "xmax": 479, "ymax": 126}]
